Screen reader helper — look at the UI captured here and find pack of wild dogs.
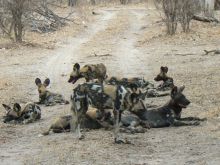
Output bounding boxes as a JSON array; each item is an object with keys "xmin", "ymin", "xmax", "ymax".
[{"xmin": 2, "ymin": 63, "xmax": 206, "ymax": 144}]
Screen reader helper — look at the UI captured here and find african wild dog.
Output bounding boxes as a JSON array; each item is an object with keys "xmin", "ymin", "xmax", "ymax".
[
  {"xmin": 68, "ymin": 63, "xmax": 107, "ymax": 84},
  {"xmin": 35, "ymin": 78, "xmax": 69, "ymax": 106},
  {"xmin": 106, "ymin": 76, "xmax": 153, "ymax": 89},
  {"xmin": 106, "ymin": 76, "xmax": 169, "ymax": 98},
  {"xmin": 41, "ymin": 107, "xmax": 103, "ymax": 136},
  {"xmin": 154, "ymin": 66, "xmax": 174, "ymax": 91},
  {"xmin": 70, "ymin": 82, "xmax": 145, "ymax": 143},
  {"xmin": 134, "ymin": 86, "xmax": 206, "ymax": 128},
  {"xmin": 2, "ymin": 103, "xmax": 41, "ymax": 124}
]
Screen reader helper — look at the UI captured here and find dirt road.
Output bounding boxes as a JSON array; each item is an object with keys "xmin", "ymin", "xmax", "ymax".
[{"xmin": 0, "ymin": 4, "xmax": 220, "ymax": 165}]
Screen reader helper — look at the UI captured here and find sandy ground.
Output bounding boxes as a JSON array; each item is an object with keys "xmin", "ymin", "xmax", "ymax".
[{"xmin": 0, "ymin": 3, "xmax": 220, "ymax": 165}]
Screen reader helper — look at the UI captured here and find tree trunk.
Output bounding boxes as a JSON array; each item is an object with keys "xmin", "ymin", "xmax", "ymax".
[{"xmin": 68, "ymin": 0, "xmax": 77, "ymax": 6}]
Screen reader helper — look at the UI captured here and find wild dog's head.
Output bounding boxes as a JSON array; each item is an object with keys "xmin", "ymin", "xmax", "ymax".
[
  {"xmin": 35, "ymin": 78, "xmax": 50, "ymax": 98},
  {"xmin": 170, "ymin": 86, "xmax": 191, "ymax": 118},
  {"xmin": 68, "ymin": 63, "xmax": 83, "ymax": 84},
  {"xmin": 154, "ymin": 66, "xmax": 171, "ymax": 82},
  {"xmin": 2, "ymin": 103, "xmax": 22, "ymax": 123}
]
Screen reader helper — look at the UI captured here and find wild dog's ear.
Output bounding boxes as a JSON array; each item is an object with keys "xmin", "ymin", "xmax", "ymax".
[
  {"xmin": 35, "ymin": 78, "xmax": 42, "ymax": 86},
  {"xmin": 13, "ymin": 103, "xmax": 21, "ymax": 112},
  {"xmin": 2, "ymin": 104, "xmax": 11, "ymax": 112},
  {"xmin": 74, "ymin": 63, "xmax": 80, "ymax": 70},
  {"xmin": 171, "ymin": 86, "xmax": 178, "ymax": 98},
  {"xmin": 178, "ymin": 85, "xmax": 185, "ymax": 93},
  {"xmin": 44, "ymin": 78, "xmax": 50, "ymax": 87},
  {"xmin": 129, "ymin": 83, "xmax": 138, "ymax": 93},
  {"xmin": 137, "ymin": 89, "xmax": 146, "ymax": 100},
  {"xmin": 130, "ymin": 93, "xmax": 138, "ymax": 104},
  {"xmin": 164, "ymin": 66, "xmax": 168, "ymax": 73},
  {"xmin": 87, "ymin": 66, "xmax": 92, "ymax": 72}
]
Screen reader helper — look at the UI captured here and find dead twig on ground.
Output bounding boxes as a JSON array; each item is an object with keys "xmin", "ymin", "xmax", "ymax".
[{"xmin": 204, "ymin": 50, "xmax": 220, "ymax": 55}]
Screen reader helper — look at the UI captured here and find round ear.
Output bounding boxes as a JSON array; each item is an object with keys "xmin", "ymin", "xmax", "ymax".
[
  {"xmin": 178, "ymin": 85, "xmax": 185, "ymax": 93},
  {"xmin": 87, "ymin": 66, "xmax": 92, "ymax": 72},
  {"xmin": 2, "ymin": 104, "xmax": 11, "ymax": 111},
  {"xmin": 129, "ymin": 83, "xmax": 138, "ymax": 92},
  {"xmin": 13, "ymin": 103, "xmax": 21, "ymax": 112},
  {"xmin": 164, "ymin": 66, "xmax": 168, "ymax": 73},
  {"xmin": 161, "ymin": 66, "xmax": 168, "ymax": 73},
  {"xmin": 171, "ymin": 86, "xmax": 178, "ymax": 98},
  {"xmin": 130, "ymin": 93, "xmax": 138, "ymax": 103},
  {"xmin": 35, "ymin": 78, "xmax": 42, "ymax": 86},
  {"xmin": 74, "ymin": 63, "xmax": 80, "ymax": 70},
  {"xmin": 44, "ymin": 78, "xmax": 50, "ymax": 87}
]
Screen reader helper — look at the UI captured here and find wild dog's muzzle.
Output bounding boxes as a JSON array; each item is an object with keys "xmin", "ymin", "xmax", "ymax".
[{"xmin": 68, "ymin": 76, "xmax": 79, "ymax": 84}]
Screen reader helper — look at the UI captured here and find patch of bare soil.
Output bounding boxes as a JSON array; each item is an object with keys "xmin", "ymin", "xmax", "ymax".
[{"xmin": 0, "ymin": 3, "xmax": 220, "ymax": 165}]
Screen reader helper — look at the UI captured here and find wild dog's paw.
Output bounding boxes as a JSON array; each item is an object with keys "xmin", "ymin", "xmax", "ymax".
[
  {"xmin": 79, "ymin": 134, "xmax": 85, "ymax": 140},
  {"xmin": 114, "ymin": 137, "xmax": 131, "ymax": 144}
]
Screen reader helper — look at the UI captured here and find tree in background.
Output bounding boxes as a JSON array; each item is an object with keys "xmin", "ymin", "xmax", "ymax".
[{"xmin": 0, "ymin": 0, "xmax": 30, "ymax": 42}]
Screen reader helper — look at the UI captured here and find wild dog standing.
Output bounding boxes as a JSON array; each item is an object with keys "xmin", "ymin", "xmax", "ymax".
[
  {"xmin": 134, "ymin": 86, "xmax": 206, "ymax": 128},
  {"xmin": 70, "ymin": 82, "xmax": 144, "ymax": 143},
  {"xmin": 154, "ymin": 66, "xmax": 174, "ymax": 91},
  {"xmin": 2, "ymin": 103, "xmax": 41, "ymax": 124},
  {"xmin": 35, "ymin": 78, "xmax": 69, "ymax": 106},
  {"xmin": 68, "ymin": 63, "xmax": 107, "ymax": 84}
]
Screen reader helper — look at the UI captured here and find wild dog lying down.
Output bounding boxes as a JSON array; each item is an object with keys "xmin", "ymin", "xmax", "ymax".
[
  {"xmin": 70, "ymin": 82, "xmax": 145, "ymax": 143},
  {"xmin": 134, "ymin": 86, "xmax": 206, "ymax": 128},
  {"xmin": 35, "ymin": 78, "xmax": 69, "ymax": 106},
  {"xmin": 41, "ymin": 107, "xmax": 103, "ymax": 135},
  {"xmin": 68, "ymin": 63, "xmax": 107, "ymax": 84},
  {"xmin": 106, "ymin": 76, "xmax": 153, "ymax": 89},
  {"xmin": 2, "ymin": 103, "xmax": 41, "ymax": 124},
  {"xmin": 154, "ymin": 66, "xmax": 174, "ymax": 91},
  {"xmin": 41, "ymin": 107, "xmax": 149, "ymax": 136},
  {"xmin": 106, "ymin": 76, "xmax": 169, "ymax": 98}
]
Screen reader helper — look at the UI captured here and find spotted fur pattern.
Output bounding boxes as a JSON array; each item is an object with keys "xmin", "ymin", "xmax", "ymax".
[
  {"xmin": 2, "ymin": 103, "xmax": 41, "ymax": 124},
  {"xmin": 106, "ymin": 76, "xmax": 169, "ymax": 98},
  {"xmin": 106, "ymin": 76, "xmax": 154, "ymax": 89},
  {"xmin": 70, "ymin": 82, "xmax": 144, "ymax": 143},
  {"xmin": 35, "ymin": 78, "xmax": 69, "ymax": 106},
  {"xmin": 68, "ymin": 63, "xmax": 107, "ymax": 84}
]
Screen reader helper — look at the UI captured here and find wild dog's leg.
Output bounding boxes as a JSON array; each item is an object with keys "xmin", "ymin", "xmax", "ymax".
[
  {"xmin": 70, "ymin": 105, "xmax": 85, "ymax": 139},
  {"xmin": 178, "ymin": 117, "xmax": 207, "ymax": 121},
  {"xmin": 173, "ymin": 119, "xmax": 200, "ymax": 127},
  {"xmin": 70, "ymin": 108, "xmax": 78, "ymax": 132},
  {"xmin": 113, "ymin": 109, "xmax": 120, "ymax": 143}
]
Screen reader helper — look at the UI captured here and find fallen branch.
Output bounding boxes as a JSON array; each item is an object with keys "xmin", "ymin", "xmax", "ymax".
[
  {"xmin": 93, "ymin": 53, "xmax": 113, "ymax": 57},
  {"xmin": 204, "ymin": 50, "xmax": 220, "ymax": 55},
  {"xmin": 192, "ymin": 15, "xmax": 219, "ymax": 23},
  {"xmin": 175, "ymin": 53, "xmax": 196, "ymax": 56}
]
